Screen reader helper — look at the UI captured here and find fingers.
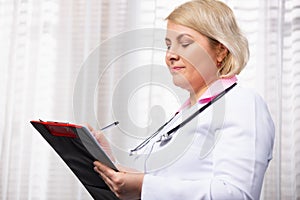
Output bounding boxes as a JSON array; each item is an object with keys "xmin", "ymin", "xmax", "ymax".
[
  {"xmin": 94, "ymin": 161, "xmax": 119, "ymax": 179},
  {"xmin": 94, "ymin": 161, "xmax": 113, "ymax": 184},
  {"xmin": 94, "ymin": 161, "xmax": 111, "ymax": 173},
  {"xmin": 81, "ymin": 123, "xmax": 103, "ymax": 142},
  {"xmin": 94, "ymin": 164, "xmax": 115, "ymax": 192},
  {"xmin": 94, "ymin": 161, "xmax": 124, "ymax": 197},
  {"xmin": 83, "ymin": 125, "xmax": 115, "ymax": 161},
  {"xmin": 93, "ymin": 161, "xmax": 144, "ymax": 200},
  {"xmin": 81, "ymin": 122, "xmax": 95, "ymax": 132}
]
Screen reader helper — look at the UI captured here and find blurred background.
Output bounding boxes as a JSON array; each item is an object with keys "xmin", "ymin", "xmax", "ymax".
[{"xmin": 0, "ymin": 0, "xmax": 299, "ymax": 199}]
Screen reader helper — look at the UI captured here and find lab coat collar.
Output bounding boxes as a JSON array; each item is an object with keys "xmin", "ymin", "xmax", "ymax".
[
  {"xmin": 199, "ymin": 76, "xmax": 237, "ymax": 104},
  {"xmin": 178, "ymin": 76, "xmax": 237, "ymax": 112}
]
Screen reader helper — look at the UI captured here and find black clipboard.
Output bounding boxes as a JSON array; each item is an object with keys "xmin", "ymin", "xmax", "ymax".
[{"xmin": 30, "ymin": 120, "xmax": 119, "ymax": 200}]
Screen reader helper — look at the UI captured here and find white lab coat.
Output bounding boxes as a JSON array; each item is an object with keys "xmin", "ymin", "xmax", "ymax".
[{"xmin": 140, "ymin": 84, "xmax": 275, "ymax": 200}]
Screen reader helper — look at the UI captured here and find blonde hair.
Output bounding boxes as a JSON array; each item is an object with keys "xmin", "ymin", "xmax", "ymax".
[{"xmin": 166, "ymin": 0, "xmax": 249, "ymax": 77}]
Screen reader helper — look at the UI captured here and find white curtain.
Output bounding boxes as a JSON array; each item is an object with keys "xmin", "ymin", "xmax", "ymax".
[{"xmin": 0, "ymin": 0, "xmax": 299, "ymax": 199}]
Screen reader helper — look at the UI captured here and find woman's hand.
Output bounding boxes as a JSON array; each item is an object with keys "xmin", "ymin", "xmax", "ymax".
[
  {"xmin": 84, "ymin": 123, "xmax": 115, "ymax": 161},
  {"xmin": 94, "ymin": 161, "xmax": 144, "ymax": 200}
]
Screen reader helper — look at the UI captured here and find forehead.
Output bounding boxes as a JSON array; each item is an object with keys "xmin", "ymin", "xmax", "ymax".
[{"xmin": 166, "ymin": 21, "xmax": 207, "ymax": 41}]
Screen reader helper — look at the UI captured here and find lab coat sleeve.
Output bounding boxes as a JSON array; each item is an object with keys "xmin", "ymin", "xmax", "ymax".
[
  {"xmin": 141, "ymin": 89, "xmax": 275, "ymax": 200},
  {"xmin": 142, "ymin": 174, "xmax": 246, "ymax": 200}
]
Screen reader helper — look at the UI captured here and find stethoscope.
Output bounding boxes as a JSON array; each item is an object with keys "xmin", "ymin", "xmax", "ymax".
[{"xmin": 129, "ymin": 82, "xmax": 237, "ymax": 155}]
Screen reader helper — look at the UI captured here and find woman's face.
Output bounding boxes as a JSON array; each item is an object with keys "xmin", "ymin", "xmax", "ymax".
[{"xmin": 165, "ymin": 21, "xmax": 219, "ymax": 95}]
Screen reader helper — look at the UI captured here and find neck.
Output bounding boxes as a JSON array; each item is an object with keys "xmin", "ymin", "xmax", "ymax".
[
  {"xmin": 189, "ymin": 78, "xmax": 218, "ymax": 106},
  {"xmin": 189, "ymin": 86, "xmax": 208, "ymax": 106}
]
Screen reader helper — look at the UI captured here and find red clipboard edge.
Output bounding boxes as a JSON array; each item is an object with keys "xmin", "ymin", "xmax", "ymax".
[{"xmin": 30, "ymin": 120, "xmax": 83, "ymax": 138}]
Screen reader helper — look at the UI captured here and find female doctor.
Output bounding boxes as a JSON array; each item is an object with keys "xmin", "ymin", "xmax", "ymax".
[{"xmin": 93, "ymin": 0, "xmax": 275, "ymax": 199}]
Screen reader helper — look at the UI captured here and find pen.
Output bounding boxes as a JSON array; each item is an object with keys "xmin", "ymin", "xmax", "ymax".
[{"xmin": 100, "ymin": 121, "xmax": 119, "ymax": 131}]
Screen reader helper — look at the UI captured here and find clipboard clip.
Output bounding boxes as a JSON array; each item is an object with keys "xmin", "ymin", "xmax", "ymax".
[{"xmin": 37, "ymin": 120, "xmax": 77, "ymax": 138}]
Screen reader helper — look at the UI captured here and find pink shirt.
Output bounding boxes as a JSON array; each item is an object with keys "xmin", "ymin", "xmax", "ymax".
[{"xmin": 178, "ymin": 76, "xmax": 238, "ymax": 112}]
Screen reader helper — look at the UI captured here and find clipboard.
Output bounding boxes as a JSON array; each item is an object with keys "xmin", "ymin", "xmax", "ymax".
[{"xmin": 30, "ymin": 120, "xmax": 119, "ymax": 200}]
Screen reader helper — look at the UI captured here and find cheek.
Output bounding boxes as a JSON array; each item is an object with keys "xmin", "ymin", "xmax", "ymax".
[
  {"xmin": 180, "ymin": 45, "xmax": 218, "ymax": 81},
  {"xmin": 182, "ymin": 45, "xmax": 213, "ymax": 66}
]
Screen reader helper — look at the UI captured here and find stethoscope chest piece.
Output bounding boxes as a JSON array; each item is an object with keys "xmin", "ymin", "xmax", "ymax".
[{"xmin": 158, "ymin": 133, "xmax": 173, "ymax": 146}]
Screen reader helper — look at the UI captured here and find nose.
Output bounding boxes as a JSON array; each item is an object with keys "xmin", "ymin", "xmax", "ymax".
[{"xmin": 166, "ymin": 49, "xmax": 180, "ymax": 64}]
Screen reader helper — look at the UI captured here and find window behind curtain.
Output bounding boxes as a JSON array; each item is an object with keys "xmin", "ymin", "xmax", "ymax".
[{"xmin": 1, "ymin": 0, "xmax": 300, "ymax": 199}]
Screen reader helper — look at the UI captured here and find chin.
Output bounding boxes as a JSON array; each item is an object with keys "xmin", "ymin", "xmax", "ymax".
[{"xmin": 172, "ymin": 77, "xmax": 190, "ymax": 91}]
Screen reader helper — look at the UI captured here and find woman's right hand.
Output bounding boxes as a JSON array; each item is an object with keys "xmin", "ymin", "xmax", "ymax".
[{"xmin": 84, "ymin": 123, "xmax": 115, "ymax": 162}]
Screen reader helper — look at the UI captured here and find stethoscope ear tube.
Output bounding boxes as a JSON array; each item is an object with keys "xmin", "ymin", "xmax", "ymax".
[
  {"xmin": 130, "ymin": 82, "xmax": 237, "ymax": 154},
  {"xmin": 160, "ymin": 82, "xmax": 237, "ymax": 142}
]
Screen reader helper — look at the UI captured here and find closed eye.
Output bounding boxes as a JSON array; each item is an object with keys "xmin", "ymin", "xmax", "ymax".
[
  {"xmin": 165, "ymin": 38, "xmax": 172, "ymax": 50},
  {"xmin": 181, "ymin": 43, "xmax": 191, "ymax": 48}
]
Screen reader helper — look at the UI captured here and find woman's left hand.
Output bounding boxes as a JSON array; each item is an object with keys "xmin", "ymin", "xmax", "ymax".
[{"xmin": 93, "ymin": 161, "xmax": 144, "ymax": 200}]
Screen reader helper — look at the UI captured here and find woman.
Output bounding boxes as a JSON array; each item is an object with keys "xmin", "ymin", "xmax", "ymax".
[{"xmin": 93, "ymin": 0, "xmax": 275, "ymax": 199}]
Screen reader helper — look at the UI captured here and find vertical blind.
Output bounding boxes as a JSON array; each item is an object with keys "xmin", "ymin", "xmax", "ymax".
[{"xmin": 0, "ymin": 0, "xmax": 300, "ymax": 199}]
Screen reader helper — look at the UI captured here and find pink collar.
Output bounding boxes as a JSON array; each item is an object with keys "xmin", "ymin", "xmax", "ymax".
[{"xmin": 177, "ymin": 76, "xmax": 237, "ymax": 112}]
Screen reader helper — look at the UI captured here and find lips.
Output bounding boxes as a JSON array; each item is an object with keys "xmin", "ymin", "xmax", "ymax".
[{"xmin": 171, "ymin": 66, "xmax": 185, "ymax": 72}]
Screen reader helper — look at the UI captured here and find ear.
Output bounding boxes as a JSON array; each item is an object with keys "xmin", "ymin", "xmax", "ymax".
[{"xmin": 216, "ymin": 43, "xmax": 228, "ymax": 63}]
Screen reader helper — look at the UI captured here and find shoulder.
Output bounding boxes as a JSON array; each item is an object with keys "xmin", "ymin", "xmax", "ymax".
[
  {"xmin": 226, "ymin": 84, "xmax": 268, "ymax": 110},
  {"xmin": 229, "ymin": 84, "xmax": 262, "ymax": 100},
  {"xmin": 222, "ymin": 84, "xmax": 274, "ymax": 130},
  {"xmin": 223, "ymin": 84, "xmax": 275, "ymax": 137}
]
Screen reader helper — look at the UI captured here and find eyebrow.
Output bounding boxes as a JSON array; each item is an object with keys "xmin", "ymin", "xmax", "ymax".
[{"xmin": 165, "ymin": 33, "xmax": 194, "ymax": 43}]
